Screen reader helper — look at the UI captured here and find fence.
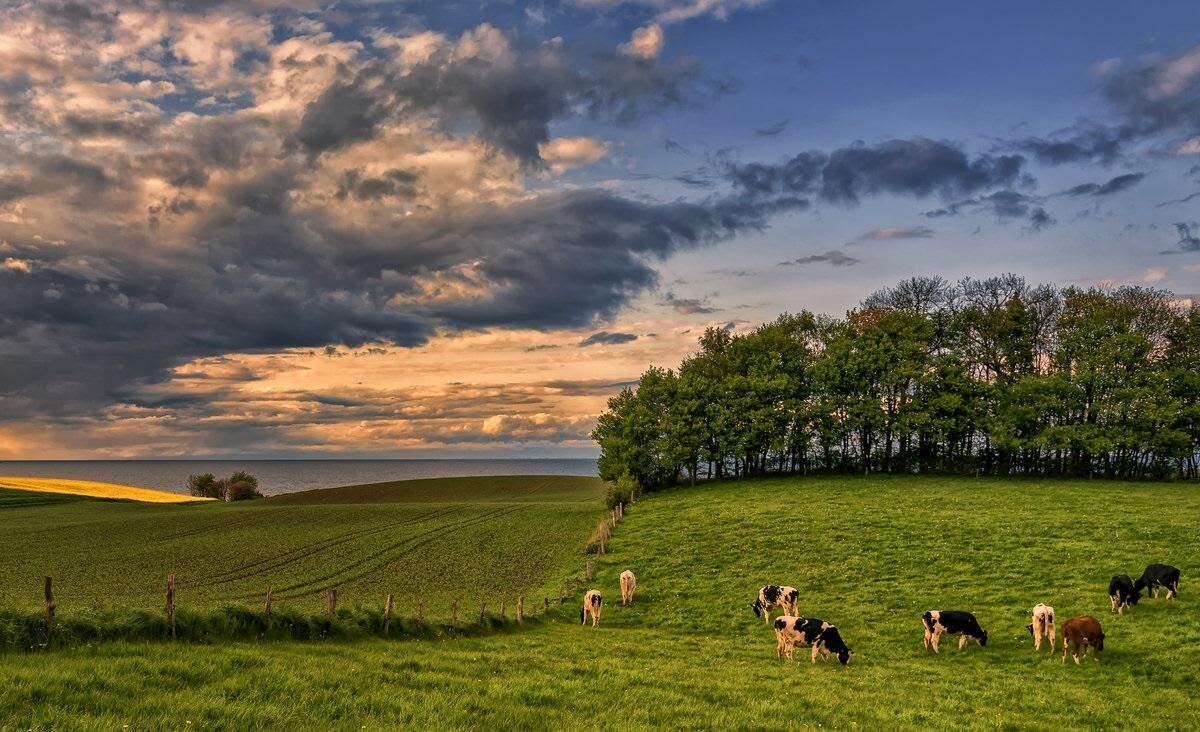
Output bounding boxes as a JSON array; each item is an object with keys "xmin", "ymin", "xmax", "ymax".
[{"xmin": 2, "ymin": 501, "xmax": 632, "ymax": 652}]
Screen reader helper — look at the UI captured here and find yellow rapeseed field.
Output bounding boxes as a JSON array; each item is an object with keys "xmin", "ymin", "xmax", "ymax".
[{"xmin": 0, "ymin": 477, "xmax": 210, "ymax": 503}]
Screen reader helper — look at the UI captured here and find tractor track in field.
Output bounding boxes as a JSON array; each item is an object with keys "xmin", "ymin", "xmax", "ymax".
[
  {"xmin": 262, "ymin": 504, "xmax": 529, "ymax": 600},
  {"xmin": 185, "ymin": 506, "xmax": 463, "ymax": 590},
  {"xmin": 157, "ymin": 508, "xmax": 294, "ymax": 542}
]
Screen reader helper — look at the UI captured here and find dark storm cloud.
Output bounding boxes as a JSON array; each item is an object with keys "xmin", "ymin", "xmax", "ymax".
[
  {"xmin": 578, "ymin": 331, "xmax": 638, "ymax": 347},
  {"xmin": 726, "ymin": 138, "xmax": 1027, "ymax": 206},
  {"xmin": 335, "ymin": 168, "xmax": 420, "ymax": 201},
  {"xmin": 780, "ymin": 250, "xmax": 859, "ymax": 267},
  {"xmin": 295, "ymin": 34, "xmax": 712, "ymax": 166},
  {"xmin": 1062, "ymin": 172, "xmax": 1146, "ymax": 197}
]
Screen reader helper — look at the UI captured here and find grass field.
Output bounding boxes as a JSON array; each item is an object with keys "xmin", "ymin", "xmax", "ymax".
[
  {"xmin": 2, "ymin": 475, "xmax": 1198, "ymax": 729},
  {"xmin": 0, "ymin": 477, "xmax": 208, "ymax": 503},
  {"xmin": 0, "ymin": 475, "xmax": 603, "ymax": 615}
]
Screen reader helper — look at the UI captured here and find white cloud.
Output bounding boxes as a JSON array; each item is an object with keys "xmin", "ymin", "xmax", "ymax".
[
  {"xmin": 538, "ymin": 137, "xmax": 610, "ymax": 172},
  {"xmin": 619, "ymin": 24, "xmax": 664, "ymax": 58},
  {"xmin": 575, "ymin": 0, "xmax": 769, "ymax": 24}
]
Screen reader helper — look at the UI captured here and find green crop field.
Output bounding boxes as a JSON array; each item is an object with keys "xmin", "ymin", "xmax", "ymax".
[
  {"xmin": 0, "ymin": 475, "xmax": 603, "ymax": 615},
  {"xmin": 2, "ymin": 475, "xmax": 1198, "ymax": 730}
]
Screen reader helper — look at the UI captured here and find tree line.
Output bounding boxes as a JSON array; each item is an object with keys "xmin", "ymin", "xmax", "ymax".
[{"xmin": 592, "ymin": 275, "xmax": 1200, "ymax": 487}]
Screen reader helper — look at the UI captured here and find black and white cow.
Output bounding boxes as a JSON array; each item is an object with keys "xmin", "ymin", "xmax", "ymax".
[
  {"xmin": 773, "ymin": 616, "xmax": 853, "ymax": 665},
  {"xmin": 580, "ymin": 589, "xmax": 602, "ymax": 627},
  {"xmin": 751, "ymin": 585, "xmax": 799, "ymax": 623},
  {"xmin": 1134, "ymin": 564, "xmax": 1180, "ymax": 600},
  {"xmin": 1108, "ymin": 574, "xmax": 1141, "ymax": 614},
  {"xmin": 921, "ymin": 610, "xmax": 987, "ymax": 653}
]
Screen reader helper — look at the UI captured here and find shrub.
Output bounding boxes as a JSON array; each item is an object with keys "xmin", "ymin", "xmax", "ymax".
[
  {"xmin": 604, "ymin": 473, "xmax": 640, "ymax": 509},
  {"xmin": 187, "ymin": 473, "xmax": 221, "ymax": 499},
  {"xmin": 185, "ymin": 471, "xmax": 262, "ymax": 501}
]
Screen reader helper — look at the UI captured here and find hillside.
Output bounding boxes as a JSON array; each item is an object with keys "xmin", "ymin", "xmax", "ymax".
[
  {"xmin": 0, "ymin": 476, "xmax": 604, "ymax": 615},
  {"xmin": 2, "ymin": 475, "xmax": 1197, "ymax": 729}
]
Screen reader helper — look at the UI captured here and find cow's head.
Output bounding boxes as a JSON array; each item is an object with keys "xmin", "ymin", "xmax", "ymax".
[
  {"xmin": 1094, "ymin": 632, "xmax": 1106, "ymax": 652},
  {"xmin": 1129, "ymin": 588, "xmax": 1142, "ymax": 605},
  {"xmin": 976, "ymin": 629, "xmax": 989, "ymax": 647},
  {"xmin": 837, "ymin": 649, "xmax": 852, "ymax": 666},
  {"xmin": 751, "ymin": 601, "xmax": 764, "ymax": 619},
  {"xmin": 1024, "ymin": 623, "xmax": 1034, "ymax": 638}
]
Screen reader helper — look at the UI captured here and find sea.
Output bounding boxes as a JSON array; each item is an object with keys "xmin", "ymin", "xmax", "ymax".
[{"xmin": 0, "ymin": 459, "xmax": 598, "ymax": 496}]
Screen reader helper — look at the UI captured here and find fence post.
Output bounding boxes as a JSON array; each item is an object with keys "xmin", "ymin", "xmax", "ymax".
[
  {"xmin": 418, "ymin": 597, "xmax": 425, "ymax": 625},
  {"xmin": 451, "ymin": 600, "xmax": 458, "ymax": 629},
  {"xmin": 165, "ymin": 574, "xmax": 176, "ymax": 639},
  {"xmin": 543, "ymin": 597, "xmax": 550, "ymax": 612},
  {"xmin": 44, "ymin": 576, "xmax": 55, "ymax": 639},
  {"xmin": 324, "ymin": 587, "xmax": 338, "ymax": 619},
  {"xmin": 517, "ymin": 595, "xmax": 524, "ymax": 625},
  {"xmin": 384, "ymin": 593, "xmax": 394, "ymax": 635},
  {"xmin": 265, "ymin": 586, "xmax": 273, "ymax": 617},
  {"xmin": 586, "ymin": 560, "xmax": 594, "ymax": 581}
]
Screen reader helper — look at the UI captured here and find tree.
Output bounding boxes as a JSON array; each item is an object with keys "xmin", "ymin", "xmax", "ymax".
[{"xmin": 187, "ymin": 473, "xmax": 220, "ymax": 499}]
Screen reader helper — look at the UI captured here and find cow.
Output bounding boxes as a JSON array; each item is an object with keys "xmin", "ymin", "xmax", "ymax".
[
  {"xmin": 1025, "ymin": 603, "xmax": 1056, "ymax": 651},
  {"xmin": 1108, "ymin": 574, "xmax": 1140, "ymax": 614},
  {"xmin": 580, "ymin": 589, "xmax": 602, "ymax": 627},
  {"xmin": 751, "ymin": 585, "xmax": 799, "ymax": 623},
  {"xmin": 921, "ymin": 610, "xmax": 987, "ymax": 654},
  {"xmin": 1134, "ymin": 564, "xmax": 1181, "ymax": 601},
  {"xmin": 773, "ymin": 616, "xmax": 853, "ymax": 665},
  {"xmin": 1061, "ymin": 615, "xmax": 1104, "ymax": 664},
  {"xmin": 619, "ymin": 570, "xmax": 637, "ymax": 607}
]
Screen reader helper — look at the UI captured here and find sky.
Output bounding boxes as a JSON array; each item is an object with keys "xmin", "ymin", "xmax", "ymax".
[{"xmin": 1, "ymin": 0, "xmax": 1199, "ymax": 459}]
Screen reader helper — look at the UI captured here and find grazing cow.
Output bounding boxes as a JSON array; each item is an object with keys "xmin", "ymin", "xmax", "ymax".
[
  {"xmin": 1134, "ymin": 564, "xmax": 1181, "ymax": 600},
  {"xmin": 751, "ymin": 585, "xmax": 799, "ymax": 623},
  {"xmin": 1108, "ymin": 574, "xmax": 1141, "ymax": 614},
  {"xmin": 580, "ymin": 589, "xmax": 602, "ymax": 627},
  {"xmin": 619, "ymin": 570, "xmax": 637, "ymax": 607},
  {"xmin": 1061, "ymin": 615, "xmax": 1104, "ymax": 664},
  {"xmin": 921, "ymin": 610, "xmax": 988, "ymax": 654},
  {"xmin": 1025, "ymin": 603, "xmax": 1056, "ymax": 651},
  {"xmin": 773, "ymin": 616, "xmax": 853, "ymax": 665}
]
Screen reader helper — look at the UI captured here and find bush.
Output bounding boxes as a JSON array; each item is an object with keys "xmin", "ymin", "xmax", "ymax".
[
  {"xmin": 187, "ymin": 473, "xmax": 221, "ymax": 499},
  {"xmin": 185, "ymin": 471, "xmax": 262, "ymax": 501},
  {"xmin": 604, "ymin": 473, "xmax": 640, "ymax": 509}
]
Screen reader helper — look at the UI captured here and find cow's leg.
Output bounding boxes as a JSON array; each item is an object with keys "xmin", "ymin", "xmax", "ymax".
[
  {"xmin": 1168, "ymin": 582, "xmax": 1177, "ymax": 600},
  {"xmin": 1073, "ymin": 642, "xmax": 1080, "ymax": 665},
  {"xmin": 1047, "ymin": 623, "xmax": 1056, "ymax": 652},
  {"xmin": 1061, "ymin": 638, "xmax": 1067, "ymax": 664},
  {"xmin": 932, "ymin": 630, "xmax": 941, "ymax": 654},
  {"xmin": 923, "ymin": 628, "xmax": 932, "ymax": 652},
  {"xmin": 1032, "ymin": 618, "xmax": 1042, "ymax": 651},
  {"xmin": 811, "ymin": 643, "xmax": 820, "ymax": 664},
  {"xmin": 1110, "ymin": 595, "xmax": 1117, "ymax": 614},
  {"xmin": 958, "ymin": 633, "xmax": 968, "ymax": 651},
  {"xmin": 776, "ymin": 634, "xmax": 786, "ymax": 659}
]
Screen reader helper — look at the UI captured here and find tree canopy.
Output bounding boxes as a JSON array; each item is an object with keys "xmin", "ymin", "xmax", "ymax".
[{"xmin": 592, "ymin": 276, "xmax": 1200, "ymax": 487}]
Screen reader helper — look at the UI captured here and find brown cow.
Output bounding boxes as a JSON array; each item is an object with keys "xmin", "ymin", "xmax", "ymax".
[
  {"xmin": 580, "ymin": 589, "xmax": 602, "ymax": 627},
  {"xmin": 1061, "ymin": 615, "xmax": 1104, "ymax": 665}
]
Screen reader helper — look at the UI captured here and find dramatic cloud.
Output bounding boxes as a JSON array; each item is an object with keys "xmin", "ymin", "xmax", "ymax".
[
  {"xmin": 579, "ymin": 331, "xmax": 639, "ymax": 346},
  {"xmin": 1062, "ymin": 172, "xmax": 1146, "ymax": 197},
  {"xmin": 296, "ymin": 23, "xmax": 713, "ymax": 167},
  {"xmin": 924, "ymin": 190, "xmax": 1052, "ymax": 230},
  {"xmin": 728, "ymin": 137, "xmax": 1027, "ymax": 206},
  {"xmin": 619, "ymin": 24, "xmax": 664, "ymax": 59},
  {"xmin": 780, "ymin": 250, "xmax": 859, "ymax": 267},
  {"xmin": 1014, "ymin": 44, "xmax": 1200, "ymax": 165},
  {"xmin": 663, "ymin": 291, "xmax": 716, "ymax": 314}
]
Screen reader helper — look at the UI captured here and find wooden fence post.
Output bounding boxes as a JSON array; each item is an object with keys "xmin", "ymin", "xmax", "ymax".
[
  {"xmin": 586, "ymin": 560, "xmax": 594, "ymax": 580},
  {"xmin": 418, "ymin": 597, "xmax": 425, "ymax": 625},
  {"xmin": 543, "ymin": 597, "xmax": 550, "ymax": 612},
  {"xmin": 165, "ymin": 574, "xmax": 176, "ymax": 639},
  {"xmin": 265, "ymin": 587, "xmax": 273, "ymax": 617},
  {"xmin": 451, "ymin": 600, "xmax": 458, "ymax": 629},
  {"xmin": 517, "ymin": 595, "xmax": 524, "ymax": 625},
  {"xmin": 44, "ymin": 576, "xmax": 55, "ymax": 638},
  {"xmin": 324, "ymin": 587, "xmax": 338, "ymax": 619},
  {"xmin": 383, "ymin": 593, "xmax": 394, "ymax": 635}
]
